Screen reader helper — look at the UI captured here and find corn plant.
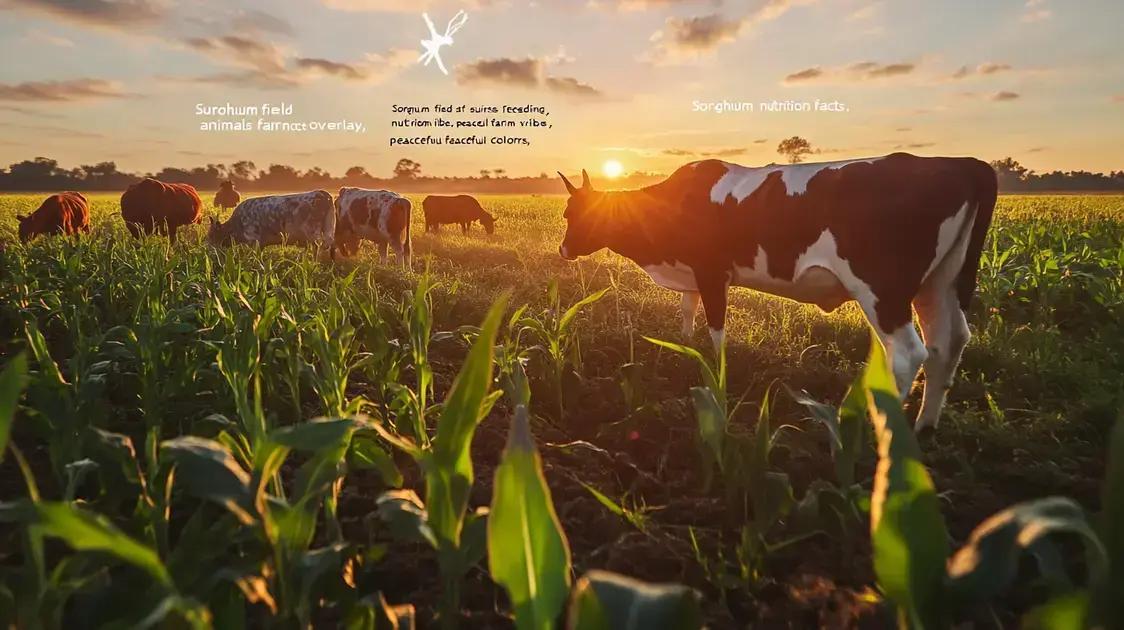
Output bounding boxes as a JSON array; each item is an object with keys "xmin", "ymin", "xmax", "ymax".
[
  {"xmin": 861, "ymin": 331, "xmax": 1111, "ymax": 628},
  {"xmin": 518, "ymin": 282, "xmax": 609, "ymax": 420},
  {"xmin": 487, "ymin": 405, "xmax": 572, "ymax": 630},
  {"xmin": 374, "ymin": 296, "xmax": 508, "ymax": 629}
]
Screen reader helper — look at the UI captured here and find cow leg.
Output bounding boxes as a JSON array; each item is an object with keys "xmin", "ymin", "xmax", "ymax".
[
  {"xmin": 391, "ymin": 241, "xmax": 409, "ymax": 269},
  {"xmin": 696, "ymin": 274, "xmax": 729, "ymax": 351},
  {"xmin": 377, "ymin": 241, "xmax": 388, "ymax": 264},
  {"xmin": 913, "ymin": 287, "xmax": 971, "ymax": 431},
  {"xmin": 126, "ymin": 222, "xmax": 141, "ymax": 239},
  {"xmin": 860, "ymin": 298, "xmax": 927, "ymax": 401},
  {"xmin": 461, "ymin": 222, "xmax": 469, "ymax": 234},
  {"xmin": 168, "ymin": 224, "xmax": 178, "ymax": 244},
  {"xmin": 680, "ymin": 291, "xmax": 700, "ymax": 339}
]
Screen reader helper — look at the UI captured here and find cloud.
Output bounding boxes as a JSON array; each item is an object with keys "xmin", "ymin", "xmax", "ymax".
[
  {"xmin": 783, "ymin": 61, "xmax": 915, "ymax": 84},
  {"xmin": 1021, "ymin": 0, "xmax": 1051, "ymax": 22},
  {"xmin": 1112, "ymin": 95, "xmax": 1124, "ymax": 103},
  {"xmin": 185, "ymin": 35, "xmax": 287, "ymax": 73},
  {"xmin": 229, "ymin": 9, "xmax": 294, "ymax": 36},
  {"xmin": 1027, "ymin": 146, "xmax": 1049, "ymax": 153},
  {"xmin": 590, "ymin": 0, "xmax": 723, "ymax": 10},
  {"xmin": 295, "ymin": 58, "xmax": 366, "ymax": 80},
  {"xmin": 457, "ymin": 56, "xmax": 603, "ymax": 98},
  {"xmin": 662, "ymin": 148, "xmax": 694, "ymax": 156},
  {"xmin": 22, "ymin": 28, "xmax": 74, "ymax": 47},
  {"xmin": 752, "ymin": 138, "xmax": 768, "ymax": 144},
  {"xmin": 950, "ymin": 62, "xmax": 1012, "ymax": 80},
  {"xmin": 0, "ymin": 78, "xmax": 127, "ymax": 102},
  {"xmin": 320, "ymin": 0, "xmax": 499, "ymax": 12},
  {"xmin": 991, "ymin": 91, "xmax": 1020, "ymax": 101},
  {"xmin": 661, "ymin": 146, "xmax": 747, "ymax": 157},
  {"xmin": 646, "ymin": 1, "xmax": 817, "ymax": 64},
  {"xmin": 0, "ymin": 121, "xmax": 103, "ymax": 138},
  {"xmin": 894, "ymin": 142, "xmax": 935, "ymax": 150},
  {"xmin": 2, "ymin": 0, "xmax": 166, "ymax": 29}
]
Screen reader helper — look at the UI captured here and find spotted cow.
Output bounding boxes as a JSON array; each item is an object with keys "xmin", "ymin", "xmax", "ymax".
[
  {"xmin": 207, "ymin": 190, "xmax": 336, "ymax": 258},
  {"xmin": 422, "ymin": 195, "xmax": 496, "ymax": 234},
  {"xmin": 334, "ymin": 187, "xmax": 411, "ymax": 267},
  {"xmin": 17, "ymin": 192, "xmax": 90, "ymax": 242},
  {"xmin": 557, "ymin": 153, "xmax": 997, "ymax": 431},
  {"xmin": 213, "ymin": 180, "xmax": 241, "ymax": 210},
  {"xmin": 120, "ymin": 178, "xmax": 203, "ymax": 243}
]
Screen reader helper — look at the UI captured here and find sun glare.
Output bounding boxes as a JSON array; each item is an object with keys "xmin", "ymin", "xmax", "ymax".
[{"xmin": 602, "ymin": 160, "xmax": 624, "ymax": 179}]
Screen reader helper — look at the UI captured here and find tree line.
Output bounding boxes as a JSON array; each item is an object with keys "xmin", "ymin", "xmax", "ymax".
[{"xmin": 1, "ymin": 155, "xmax": 1121, "ymax": 193}]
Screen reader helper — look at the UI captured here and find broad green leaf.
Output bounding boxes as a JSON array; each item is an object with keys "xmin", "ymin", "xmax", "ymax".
[
  {"xmin": 0, "ymin": 353, "xmax": 28, "ymax": 463},
  {"xmin": 689, "ymin": 386, "xmax": 725, "ymax": 472},
  {"xmin": 427, "ymin": 295, "xmax": 508, "ymax": 548},
  {"xmin": 835, "ymin": 378, "xmax": 869, "ymax": 489},
  {"xmin": 1022, "ymin": 591, "xmax": 1089, "ymax": 630},
  {"xmin": 488, "ymin": 405, "xmax": 572, "ymax": 630},
  {"xmin": 865, "ymin": 333, "xmax": 949, "ymax": 628},
  {"xmin": 566, "ymin": 570, "xmax": 702, "ymax": 630},
  {"xmin": 376, "ymin": 489, "xmax": 437, "ymax": 548},
  {"xmin": 269, "ymin": 417, "xmax": 360, "ymax": 451},
  {"xmin": 644, "ymin": 337, "xmax": 719, "ymax": 397},
  {"xmin": 946, "ymin": 497, "xmax": 1104, "ymax": 605},
  {"xmin": 162, "ymin": 436, "xmax": 255, "ymax": 524},
  {"xmin": 349, "ymin": 435, "xmax": 404, "ymax": 487},
  {"xmin": 24, "ymin": 502, "xmax": 171, "ymax": 587},
  {"xmin": 460, "ymin": 507, "xmax": 490, "ymax": 572},
  {"xmin": 559, "ymin": 287, "xmax": 609, "ymax": 331}
]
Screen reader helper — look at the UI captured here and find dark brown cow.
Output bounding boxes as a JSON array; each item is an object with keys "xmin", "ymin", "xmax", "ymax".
[
  {"xmin": 213, "ymin": 180, "xmax": 241, "ymax": 210},
  {"xmin": 17, "ymin": 192, "xmax": 90, "ymax": 242},
  {"xmin": 422, "ymin": 195, "xmax": 496, "ymax": 234},
  {"xmin": 120, "ymin": 178, "xmax": 203, "ymax": 243},
  {"xmin": 557, "ymin": 153, "xmax": 997, "ymax": 431}
]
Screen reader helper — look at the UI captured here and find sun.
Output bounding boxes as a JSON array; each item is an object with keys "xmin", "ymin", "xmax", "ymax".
[{"xmin": 602, "ymin": 160, "xmax": 624, "ymax": 179}]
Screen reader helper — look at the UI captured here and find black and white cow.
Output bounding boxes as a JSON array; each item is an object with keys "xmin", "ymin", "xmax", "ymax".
[
  {"xmin": 206, "ymin": 190, "xmax": 336, "ymax": 259},
  {"xmin": 557, "ymin": 153, "xmax": 997, "ymax": 431},
  {"xmin": 335, "ymin": 187, "xmax": 412, "ymax": 268}
]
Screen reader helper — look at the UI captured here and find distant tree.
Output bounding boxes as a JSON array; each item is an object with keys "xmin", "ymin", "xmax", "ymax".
[
  {"xmin": 493, "ymin": 168, "xmax": 506, "ymax": 178},
  {"xmin": 257, "ymin": 164, "xmax": 301, "ymax": 189},
  {"xmin": 228, "ymin": 160, "xmax": 257, "ymax": 183},
  {"xmin": 777, "ymin": 136, "xmax": 813, "ymax": 164},
  {"xmin": 346, "ymin": 166, "xmax": 370, "ymax": 179},
  {"xmin": 479, "ymin": 169, "xmax": 491, "ymax": 179},
  {"xmin": 990, "ymin": 157, "xmax": 1030, "ymax": 191},
  {"xmin": 393, "ymin": 158, "xmax": 422, "ymax": 179}
]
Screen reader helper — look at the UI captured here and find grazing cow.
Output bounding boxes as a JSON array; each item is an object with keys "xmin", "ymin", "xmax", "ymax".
[
  {"xmin": 207, "ymin": 191, "xmax": 336, "ymax": 258},
  {"xmin": 557, "ymin": 153, "xmax": 997, "ymax": 431},
  {"xmin": 213, "ymin": 180, "xmax": 241, "ymax": 210},
  {"xmin": 422, "ymin": 194, "xmax": 496, "ymax": 234},
  {"xmin": 335, "ymin": 187, "xmax": 412, "ymax": 267},
  {"xmin": 120, "ymin": 178, "xmax": 203, "ymax": 243},
  {"xmin": 17, "ymin": 192, "xmax": 90, "ymax": 242}
]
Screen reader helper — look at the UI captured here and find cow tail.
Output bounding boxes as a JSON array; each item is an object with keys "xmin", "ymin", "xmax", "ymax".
[{"xmin": 956, "ymin": 159, "xmax": 998, "ymax": 311}]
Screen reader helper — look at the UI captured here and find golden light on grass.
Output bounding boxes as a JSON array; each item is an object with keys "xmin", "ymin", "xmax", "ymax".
[{"xmin": 602, "ymin": 160, "xmax": 624, "ymax": 179}]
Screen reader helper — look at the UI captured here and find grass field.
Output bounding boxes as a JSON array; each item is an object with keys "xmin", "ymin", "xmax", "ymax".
[{"xmin": 1, "ymin": 192, "xmax": 1122, "ymax": 628}]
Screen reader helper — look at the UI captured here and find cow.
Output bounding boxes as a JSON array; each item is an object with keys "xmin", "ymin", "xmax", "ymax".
[
  {"xmin": 17, "ymin": 192, "xmax": 90, "ymax": 243},
  {"xmin": 120, "ymin": 178, "xmax": 203, "ymax": 243},
  {"xmin": 335, "ymin": 187, "xmax": 412, "ymax": 267},
  {"xmin": 213, "ymin": 180, "xmax": 241, "ymax": 210},
  {"xmin": 557, "ymin": 153, "xmax": 997, "ymax": 431},
  {"xmin": 422, "ymin": 195, "xmax": 496, "ymax": 234},
  {"xmin": 206, "ymin": 190, "xmax": 336, "ymax": 259}
]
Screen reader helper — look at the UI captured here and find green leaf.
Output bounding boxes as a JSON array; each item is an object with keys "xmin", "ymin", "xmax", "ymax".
[
  {"xmin": 559, "ymin": 288, "xmax": 609, "ymax": 331},
  {"xmin": 1022, "ymin": 591, "xmax": 1089, "ymax": 630},
  {"xmin": 487, "ymin": 405, "xmax": 572, "ymax": 630},
  {"xmin": 1093, "ymin": 413, "xmax": 1124, "ymax": 625},
  {"xmin": 349, "ymin": 435, "xmax": 404, "ymax": 487},
  {"xmin": 689, "ymin": 386, "xmax": 726, "ymax": 472},
  {"xmin": 427, "ymin": 295, "xmax": 508, "ymax": 548},
  {"xmin": 22, "ymin": 501, "xmax": 172, "ymax": 587},
  {"xmin": 566, "ymin": 570, "xmax": 702, "ymax": 630},
  {"xmin": 0, "ymin": 353, "xmax": 28, "ymax": 463},
  {"xmin": 269, "ymin": 418, "xmax": 360, "ymax": 451},
  {"xmin": 162, "ymin": 436, "xmax": 255, "ymax": 524},
  {"xmin": 946, "ymin": 497, "xmax": 1104, "ymax": 605},
  {"xmin": 345, "ymin": 593, "xmax": 416, "ymax": 630},
  {"xmin": 864, "ymin": 332, "xmax": 949, "ymax": 628},
  {"xmin": 376, "ymin": 489, "xmax": 437, "ymax": 548}
]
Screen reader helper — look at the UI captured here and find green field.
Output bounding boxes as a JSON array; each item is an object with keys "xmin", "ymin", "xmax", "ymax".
[{"xmin": 1, "ymin": 192, "xmax": 1122, "ymax": 628}]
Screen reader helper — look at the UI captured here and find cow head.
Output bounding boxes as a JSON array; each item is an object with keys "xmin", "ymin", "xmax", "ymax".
[
  {"xmin": 219, "ymin": 180, "xmax": 234, "ymax": 191},
  {"xmin": 16, "ymin": 214, "xmax": 32, "ymax": 243},
  {"xmin": 480, "ymin": 211, "xmax": 496, "ymax": 235},
  {"xmin": 557, "ymin": 169, "xmax": 612, "ymax": 259},
  {"xmin": 206, "ymin": 216, "xmax": 232, "ymax": 246}
]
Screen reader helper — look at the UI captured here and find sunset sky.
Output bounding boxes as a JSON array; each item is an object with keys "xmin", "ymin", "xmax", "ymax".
[{"xmin": 0, "ymin": 0, "xmax": 1121, "ymax": 178}]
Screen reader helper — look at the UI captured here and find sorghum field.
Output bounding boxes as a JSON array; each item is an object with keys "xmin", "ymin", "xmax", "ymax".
[{"xmin": 0, "ymin": 193, "xmax": 1122, "ymax": 629}]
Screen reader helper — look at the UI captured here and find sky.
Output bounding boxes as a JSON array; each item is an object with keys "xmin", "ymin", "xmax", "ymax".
[{"xmin": 0, "ymin": 0, "xmax": 1121, "ymax": 178}]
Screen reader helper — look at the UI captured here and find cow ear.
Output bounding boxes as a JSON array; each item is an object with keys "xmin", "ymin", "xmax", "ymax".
[
  {"xmin": 558, "ymin": 171, "xmax": 577, "ymax": 195},
  {"xmin": 209, "ymin": 216, "xmax": 217, "ymax": 227},
  {"xmin": 16, "ymin": 214, "xmax": 27, "ymax": 221},
  {"xmin": 581, "ymin": 169, "xmax": 592, "ymax": 191}
]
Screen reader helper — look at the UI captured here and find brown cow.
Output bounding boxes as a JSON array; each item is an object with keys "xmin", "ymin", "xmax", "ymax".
[
  {"xmin": 17, "ymin": 192, "xmax": 90, "ymax": 242},
  {"xmin": 213, "ymin": 180, "xmax": 241, "ymax": 210},
  {"xmin": 120, "ymin": 178, "xmax": 203, "ymax": 243},
  {"xmin": 422, "ymin": 195, "xmax": 495, "ymax": 234}
]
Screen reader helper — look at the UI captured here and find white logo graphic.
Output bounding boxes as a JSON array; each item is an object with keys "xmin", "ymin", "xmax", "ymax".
[{"xmin": 418, "ymin": 11, "xmax": 467, "ymax": 75}]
